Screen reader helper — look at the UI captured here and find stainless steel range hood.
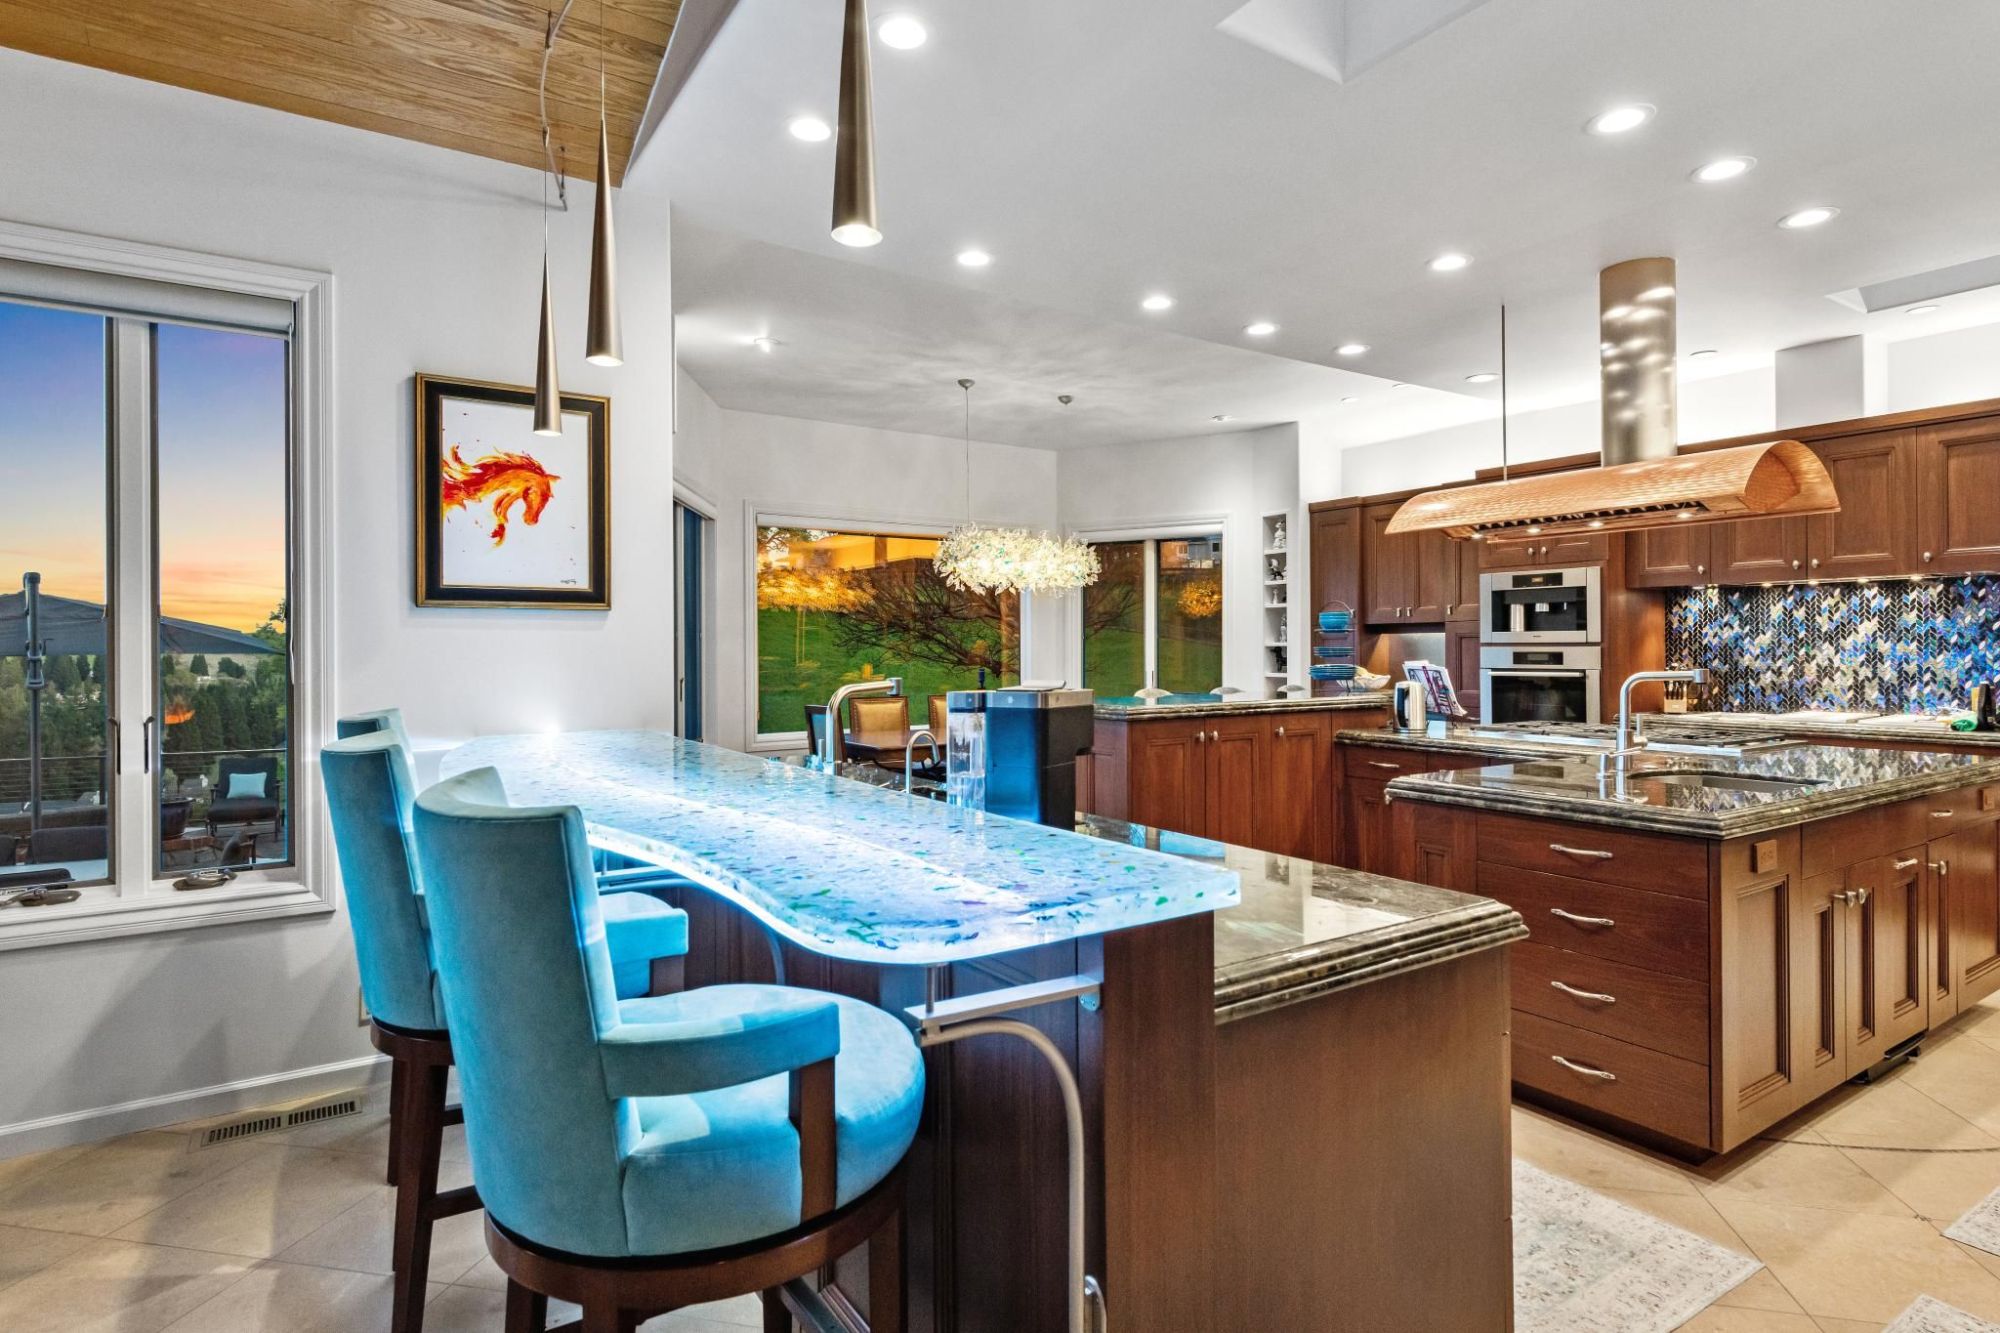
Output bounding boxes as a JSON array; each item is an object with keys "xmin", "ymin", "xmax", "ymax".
[{"xmin": 1388, "ymin": 258, "xmax": 1840, "ymax": 541}]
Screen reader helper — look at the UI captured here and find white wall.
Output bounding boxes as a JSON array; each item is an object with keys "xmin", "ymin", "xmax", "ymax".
[
  {"xmin": 1888, "ymin": 322, "xmax": 2000, "ymax": 412},
  {"xmin": 1057, "ymin": 425, "xmax": 1300, "ymax": 695},
  {"xmin": 0, "ymin": 51, "xmax": 677, "ymax": 1148},
  {"xmin": 674, "ymin": 370, "xmax": 1064, "ymax": 750}
]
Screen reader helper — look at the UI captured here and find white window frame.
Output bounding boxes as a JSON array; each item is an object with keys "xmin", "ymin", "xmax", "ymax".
[
  {"xmin": 744, "ymin": 505, "xmax": 1035, "ymax": 753},
  {"xmin": 1067, "ymin": 519, "xmax": 1227, "ymax": 693},
  {"xmin": 0, "ymin": 219, "xmax": 334, "ymax": 951}
]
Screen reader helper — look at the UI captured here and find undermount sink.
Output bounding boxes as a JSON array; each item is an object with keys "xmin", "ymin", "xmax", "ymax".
[{"xmin": 1643, "ymin": 771, "xmax": 1826, "ymax": 794}]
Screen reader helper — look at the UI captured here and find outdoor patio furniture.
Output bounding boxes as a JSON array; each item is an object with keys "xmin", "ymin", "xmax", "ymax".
[
  {"xmin": 209, "ymin": 754, "xmax": 281, "ymax": 828},
  {"xmin": 803, "ymin": 703, "xmax": 830, "ymax": 759},
  {"xmin": 28, "ymin": 825, "xmax": 107, "ymax": 864}
]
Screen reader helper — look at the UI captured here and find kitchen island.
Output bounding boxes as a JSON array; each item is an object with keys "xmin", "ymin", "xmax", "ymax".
[
  {"xmin": 1375, "ymin": 730, "xmax": 2000, "ymax": 1157},
  {"xmin": 444, "ymin": 731, "xmax": 1522, "ymax": 1332}
]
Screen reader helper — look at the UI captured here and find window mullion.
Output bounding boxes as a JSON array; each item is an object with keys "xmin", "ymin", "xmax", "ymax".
[{"xmin": 109, "ymin": 318, "xmax": 154, "ymax": 897}]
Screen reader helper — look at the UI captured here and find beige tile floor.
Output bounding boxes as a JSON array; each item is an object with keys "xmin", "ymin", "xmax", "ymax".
[{"xmin": 13, "ymin": 1003, "xmax": 2000, "ymax": 1330}]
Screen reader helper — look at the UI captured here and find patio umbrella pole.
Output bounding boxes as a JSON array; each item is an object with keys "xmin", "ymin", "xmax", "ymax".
[{"xmin": 23, "ymin": 573, "xmax": 45, "ymax": 833}]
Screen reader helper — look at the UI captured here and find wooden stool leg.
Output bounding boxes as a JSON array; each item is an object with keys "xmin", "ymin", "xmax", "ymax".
[
  {"xmin": 385, "ymin": 1055, "xmax": 406, "ymax": 1187},
  {"xmin": 760, "ymin": 1287, "xmax": 790, "ymax": 1333},
  {"xmin": 503, "ymin": 1279, "xmax": 547, "ymax": 1333},
  {"xmin": 581, "ymin": 1304, "xmax": 625, "ymax": 1333},
  {"xmin": 869, "ymin": 1203, "xmax": 905, "ymax": 1333},
  {"xmin": 390, "ymin": 1060, "xmax": 447, "ymax": 1333}
]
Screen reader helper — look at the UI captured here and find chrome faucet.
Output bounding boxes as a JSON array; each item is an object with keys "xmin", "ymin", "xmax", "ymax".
[
  {"xmin": 815, "ymin": 677, "xmax": 904, "ymax": 769},
  {"xmin": 1601, "ymin": 668, "xmax": 1712, "ymax": 776},
  {"xmin": 903, "ymin": 727, "xmax": 939, "ymax": 792}
]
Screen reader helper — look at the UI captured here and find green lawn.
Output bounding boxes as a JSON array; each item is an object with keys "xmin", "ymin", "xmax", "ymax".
[{"xmin": 757, "ymin": 608, "xmax": 1011, "ymax": 735}]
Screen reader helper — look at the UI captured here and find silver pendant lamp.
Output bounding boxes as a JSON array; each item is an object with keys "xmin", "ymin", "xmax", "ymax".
[
  {"xmin": 533, "ymin": 141, "xmax": 563, "ymax": 436},
  {"xmin": 585, "ymin": 4, "xmax": 622, "ymax": 366},
  {"xmin": 831, "ymin": 0, "xmax": 881, "ymax": 247}
]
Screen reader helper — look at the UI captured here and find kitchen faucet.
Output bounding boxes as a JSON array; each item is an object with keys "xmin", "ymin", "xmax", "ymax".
[
  {"xmin": 814, "ymin": 677, "xmax": 904, "ymax": 770},
  {"xmin": 1599, "ymin": 668, "xmax": 1712, "ymax": 777}
]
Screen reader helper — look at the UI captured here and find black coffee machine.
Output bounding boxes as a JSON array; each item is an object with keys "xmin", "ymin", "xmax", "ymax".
[{"xmin": 945, "ymin": 687, "xmax": 1096, "ymax": 826}]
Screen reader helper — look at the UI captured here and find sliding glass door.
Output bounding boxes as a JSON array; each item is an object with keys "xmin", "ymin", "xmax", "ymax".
[
  {"xmin": 674, "ymin": 501, "xmax": 707, "ymax": 741},
  {"xmin": 1077, "ymin": 532, "xmax": 1223, "ymax": 698}
]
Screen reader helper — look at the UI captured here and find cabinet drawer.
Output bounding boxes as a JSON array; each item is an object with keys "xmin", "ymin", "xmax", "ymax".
[
  {"xmin": 1478, "ymin": 812, "xmax": 1709, "ymax": 899},
  {"xmin": 1513, "ymin": 1011, "xmax": 1712, "ymax": 1149},
  {"xmin": 1924, "ymin": 784, "xmax": 2000, "ymax": 831},
  {"xmin": 1344, "ymin": 747, "xmax": 1425, "ymax": 780},
  {"xmin": 1511, "ymin": 942, "xmax": 1710, "ymax": 1064},
  {"xmin": 1479, "ymin": 862, "xmax": 1709, "ymax": 980}
]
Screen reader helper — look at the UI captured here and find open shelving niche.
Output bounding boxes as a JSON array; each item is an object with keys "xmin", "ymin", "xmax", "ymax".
[{"xmin": 1261, "ymin": 511, "xmax": 1296, "ymax": 698}]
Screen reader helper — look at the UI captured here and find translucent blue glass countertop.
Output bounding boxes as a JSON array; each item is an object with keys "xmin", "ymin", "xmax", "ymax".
[{"xmin": 441, "ymin": 731, "xmax": 1241, "ymax": 965}]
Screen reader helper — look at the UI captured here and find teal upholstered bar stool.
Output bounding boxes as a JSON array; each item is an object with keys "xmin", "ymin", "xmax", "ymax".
[
  {"xmin": 321, "ymin": 731, "xmax": 689, "ymax": 1333},
  {"xmin": 412, "ymin": 767, "xmax": 923, "ymax": 1333}
]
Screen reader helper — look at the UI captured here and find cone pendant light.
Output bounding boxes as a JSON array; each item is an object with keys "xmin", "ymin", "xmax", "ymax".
[
  {"xmin": 585, "ymin": 8, "xmax": 622, "ymax": 366},
  {"xmin": 831, "ymin": 0, "xmax": 881, "ymax": 247},
  {"xmin": 533, "ymin": 252, "xmax": 562, "ymax": 435}
]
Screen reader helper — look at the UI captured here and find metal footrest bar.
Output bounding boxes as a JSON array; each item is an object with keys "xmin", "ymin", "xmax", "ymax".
[
  {"xmin": 779, "ymin": 1275, "xmax": 859, "ymax": 1333},
  {"xmin": 907, "ymin": 972, "xmax": 1105, "ymax": 1333}
]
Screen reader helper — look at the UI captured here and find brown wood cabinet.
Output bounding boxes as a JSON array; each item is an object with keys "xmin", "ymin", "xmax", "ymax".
[
  {"xmin": 1480, "ymin": 533, "xmax": 1611, "ymax": 571},
  {"xmin": 1918, "ymin": 417, "xmax": 2000, "ymax": 574},
  {"xmin": 1359, "ymin": 501, "xmax": 1472, "ymax": 624},
  {"xmin": 1095, "ymin": 707, "xmax": 1380, "ymax": 863},
  {"xmin": 1808, "ymin": 429, "xmax": 1919, "ymax": 579},
  {"xmin": 1711, "ymin": 516, "xmax": 1806, "ymax": 584},
  {"xmin": 1626, "ymin": 524, "xmax": 1713, "ymax": 588}
]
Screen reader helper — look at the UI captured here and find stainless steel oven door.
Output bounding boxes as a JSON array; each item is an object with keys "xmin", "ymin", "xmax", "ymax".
[
  {"xmin": 1479, "ymin": 566, "xmax": 1602, "ymax": 645},
  {"xmin": 1480, "ymin": 668, "xmax": 1601, "ymax": 725}
]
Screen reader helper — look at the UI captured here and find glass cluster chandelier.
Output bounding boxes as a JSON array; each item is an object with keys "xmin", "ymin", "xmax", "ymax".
[{"xmin": 932, "ymin": 382, "xmax": 1100, "ymax": 596}]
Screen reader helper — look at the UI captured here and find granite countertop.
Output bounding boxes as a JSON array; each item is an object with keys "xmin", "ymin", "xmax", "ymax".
[
  {"xmin": 1095, "ymin": 691, "xmax": 1389, "ymax": 720},
  {"xmin": 1338, "ymin": 722, "xmax": 1566, "ymax": 762},
  {"xmin": 443, "ymin": 732, "xmax": 1240, "ymax": 965},
  {"xmin": 775, "ymin": 758, "xmax": 1524, "ymax": 1022},
  {"xmin": 1662, "ymin": 711, "xmax": 2000, "ymax": 750},
  {"xmin": 1387, "ymin": 745, "xmax": 2000, "ymax": 839}
]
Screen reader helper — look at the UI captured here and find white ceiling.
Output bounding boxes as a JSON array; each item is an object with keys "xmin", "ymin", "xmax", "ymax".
[{"xmin": 638, "ymin": 0, "xmax": 2000, "ymax": 451}]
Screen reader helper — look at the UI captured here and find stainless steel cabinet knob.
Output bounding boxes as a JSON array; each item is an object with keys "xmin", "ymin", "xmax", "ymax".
[
  {"xmin": 1811, "ymin": 557, "xmax": 1821, "ymax": 569},
  {"xmin": 1924, "ymin": 551, "xmax": 1935, "ymax": 563},
  {"xmin": 1276, "ymin": 725, "xmax": 1287, "ymax": 737},
  {"xmin": 1792, "ymin": 559, "xmax": 1801, "ymax": 570}
]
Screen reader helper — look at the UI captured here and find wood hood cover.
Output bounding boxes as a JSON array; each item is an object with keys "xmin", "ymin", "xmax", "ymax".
[{"xmin": 1385, "ymin": 438, "xmax": 1841, "ymax": 541}]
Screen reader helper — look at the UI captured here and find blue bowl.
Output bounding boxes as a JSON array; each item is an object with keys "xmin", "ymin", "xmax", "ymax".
[
  {"xmin": 1317, "ymin": 611, "xmax": 1353, "ymax": 632},
  {"xmin": 1309, "ymin": 664, "xmax": 1358, "ymax": 680}
]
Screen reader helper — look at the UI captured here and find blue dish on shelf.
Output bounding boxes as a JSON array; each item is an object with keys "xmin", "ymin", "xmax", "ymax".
[
  {"xmin": 1317, "ymin": 611, "xmax": 1353, "ymax": 632},
  {"xmin": 1309, "ymin": 663, "xmax": 1357, "ymax": 681},
  {"xmin": 1312, "ymin": 645, "xmax": 1354, "ymax": 660}
]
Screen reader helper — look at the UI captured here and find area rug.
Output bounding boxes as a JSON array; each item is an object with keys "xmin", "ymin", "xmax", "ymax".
[
  {"xmin": 1885, "ymin": 1295, "xmax": 2000, "ymax": 1332},
  {"xmin": 1513, "ymin": 1161, "xmax": 1761, "ymax": 1333},
  {"xmin": 1947, "ymin": 1183, "xmax": 2000, "ymax": 1257}
]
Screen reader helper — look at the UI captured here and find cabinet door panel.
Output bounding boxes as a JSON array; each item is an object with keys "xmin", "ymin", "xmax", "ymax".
[
  {"xmin": 1929, "ymin": 839, "xmax": 1960, "ymax": 1024},
  {"xmin": 1850, "ymin": 851, "xmax": 1927, "ymax": 1068},
  {"xmin": 1447, "ymin": 622, "xmax": 1483, "ymax": 725},
  {"xmin": 1808, "ymin": 430, "xmax": 1917, "ymax": 579},
  {"xmin": 1540, "ymin": 533, "xmax": 1611, "ymax": 566},
  {"xmin": 1792, "ymin": 870, "xmax": 1849, "ymax": 1108},
  {"xmin": 1479, "ymin": 538, "xmax": 1540, "ymax": 570},
  {"xmin": 1919, "ymin": 418, "xmax": 2000, "ymax": 575},
  {"xmin": 1254, "ymin": 718, "xmax": 1333, "ymax": 862},
  {"xmin": 1626, "ymin": 526, "xmax": 1713, "ymax": 588},
  {"xmin": 1205, "ymin": 722, "xmax": 1262, "ymax": 850},
  {"xmin": 1345, "ymin": 778, "xmax": 1392, "ymax": 874},
  {"xmin": 1412, "ymin": 529, "xmax": 1455, "ymax": 622},
  {"xmin": 1711, "ymin": 517, "xmax": 1806, "ymax": 584},
  {"xmin": 1453, "ymin": 537, "xmax": 1482, "ymax": 617},
  {"xmin": 1949, "ymin": 823, "xmax": 2000, "ymax": 1008},
  {"xmin": 1128, "ymin": 723, "xmax": 1206, "ymax": 837},
  {"xmin": 1362, "ymin": 502, "xmax": 1410, "ymax": 624}
]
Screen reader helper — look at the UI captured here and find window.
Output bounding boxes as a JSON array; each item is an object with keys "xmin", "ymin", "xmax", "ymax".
[
  {"xmin": 0, "ymin": 240, "xmax": 320, "ymax": 941},
  {"xmin": 755, "ymin": 524, "xmax": 1019, "ymax": 742},
  {"xmin": 1078, "ymin": 533, "xmax": 1223, "ymax": 698}
]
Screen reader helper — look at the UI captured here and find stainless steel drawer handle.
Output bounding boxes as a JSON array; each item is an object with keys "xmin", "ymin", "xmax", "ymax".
[
  {"xmin": 1549, "ymin": 843, "xmax": 1615, "ymax": 861},
  {"xmin": 1367, "ymin": 760, "xmax": 1404, "ymax": 770},
  {"xmin": 1550, "ymin": 907, "xmax": 1616, "ymax": 929},
  {"xmin": 1551, "ymin": 1055, "xmax": 1617, "ymax": 1082},
  {"xmin": 1841, "ymin": 886, "xmax": 1872, "ymax": 906},
  {"xmin": 1932, "ymin": 809, "xmax": 1957, "ymax": 819},
  {"xmin": 1895, "ymin": 857, "xmax": 1921, "ymax": 870},
  {"xmin": 1931, "ymin": 860, "xmax": 1951, "ymax": 878},
  {"xmin": 1551, "ymin": 980, "xmax": 1617, "ymax": 1005}
]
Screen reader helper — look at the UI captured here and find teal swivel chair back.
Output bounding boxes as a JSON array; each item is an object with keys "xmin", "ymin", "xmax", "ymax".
[
  {"xmin": 336, "ymin": 706, "xmax": 414, "ymax": 755},
  {"xmin": 320, "ymin": 732, "xmax": 439, "ymax": 1032}
]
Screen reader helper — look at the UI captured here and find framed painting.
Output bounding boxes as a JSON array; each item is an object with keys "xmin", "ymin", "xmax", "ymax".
[{"xmin": 414, "ymin": 374, "xmax": 610, "ymax": 608}]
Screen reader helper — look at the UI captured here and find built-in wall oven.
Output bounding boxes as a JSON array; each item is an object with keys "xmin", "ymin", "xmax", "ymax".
[
  {"xmin": 1479, "ymin": 566, "xmax": 1602, "ymax": 645},
  {"xmin": 1481, "ymin": 647, "xmax": 1601, "ymax": 725}
]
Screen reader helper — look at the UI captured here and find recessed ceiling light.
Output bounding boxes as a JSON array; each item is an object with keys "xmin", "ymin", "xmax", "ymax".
[
  {"xmin": 1586, "ymin": 103, "xmax": 1655, "ymax": 135},
  {"xmin": 1778, "ymin": 206, "xmax": 1840, "ymax": 230},
  {"xmin": 748, "ymin": 336, "xmax": 775, "ymax": 353},
  {"xmin": 1428, "ymin": 252, "xmax": 1471, "ymax": 273},
  {"xmin": 1212, "ymin": 414, "xmax": 1233, "ymax": 422},
  {"xmin": 1340, "ymin": 396, "xmax": 1359, "ymax": 404},
  {"xmin": 875, "ymin": 14, "xmax": 928, "ymax": 49},
  {"xmin": 1907, "ymin": 303, "xmax": 1941, "ymax": 316},
  {"xmin": 1141, "ymin": 293, "xmax": 1175, "ymax": 312},
  {"xmin": 1465, "ymin": 372, "xmax": 1498, "ymax": 384},
  {"xmin": 1692, "ymin": 155, "xmax": 1755, "ymax": 183},
  {"xmin": 1335, "ymin": 342, "xmax": 1369, "ymax": 357},
  {"xmin": 1243, "ymin": 321, "xmax": 1277, "ymax": 337},
  {"xmin": 1687, "ymin": 348, "xmax": 1719, "ymax": 359},
  {"xmin": 956, "ymin": 248, "xmax": 993, "ymax": 268},
  {"xmin": 788, "ymin": 115, "xmax": 832, "ymax": 142}
]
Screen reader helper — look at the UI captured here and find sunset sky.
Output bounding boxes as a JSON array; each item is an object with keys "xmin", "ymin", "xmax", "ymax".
[{"xmin": 1, "ymin": 299, "xmax": 287, "ymax": 633}]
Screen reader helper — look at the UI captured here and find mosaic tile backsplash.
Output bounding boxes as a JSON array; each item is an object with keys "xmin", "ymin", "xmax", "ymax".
[{"xmin": 1665, "ymin": 576, "xmax": 2000, "ymax": 714}]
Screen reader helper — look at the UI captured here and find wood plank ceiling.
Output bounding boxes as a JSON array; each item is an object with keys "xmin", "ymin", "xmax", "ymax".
[{"xmin": 0, "ymin": 0, "xmax": 683, "ymax": 183}]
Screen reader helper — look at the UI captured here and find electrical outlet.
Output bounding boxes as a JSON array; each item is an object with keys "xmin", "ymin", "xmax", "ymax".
[{"xmin": 357, "ymin": 990, "xmax": 370, "ymax": 1027}]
